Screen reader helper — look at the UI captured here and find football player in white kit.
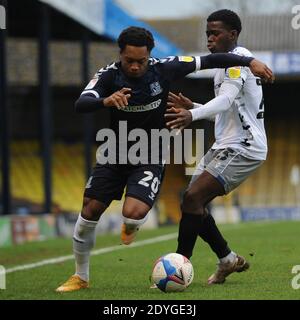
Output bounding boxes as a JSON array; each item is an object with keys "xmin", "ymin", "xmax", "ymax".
[{"xmin": 165, "ymin": 9, "xmax": 273, "ymax": 284}]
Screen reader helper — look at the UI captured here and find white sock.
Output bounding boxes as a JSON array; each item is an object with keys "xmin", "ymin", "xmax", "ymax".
[
  {"xmin": 73, "ymin": 213, "xmax": 98, "ymax": 282},
  {"xmin": 220, "ymin": 251, "xmax": 237, "ymax": 264},
  {"xmin": 123, "ymin": 215, "xmax": 148, "ymax": 229}
]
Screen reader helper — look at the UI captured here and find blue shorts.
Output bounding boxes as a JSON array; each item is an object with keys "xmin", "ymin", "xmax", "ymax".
[{"xmin": 84, "ymin": 163, "xmax": 165, "ymax": 207}]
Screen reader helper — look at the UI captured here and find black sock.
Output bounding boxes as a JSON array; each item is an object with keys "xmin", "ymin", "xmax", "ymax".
[
  {"xmin": 198, "ymin": 214, "xmax": 231, "ymax": 259},
  {"xmin": 176, "ymin": 212, "xmax": 203, "ymax": 259}
]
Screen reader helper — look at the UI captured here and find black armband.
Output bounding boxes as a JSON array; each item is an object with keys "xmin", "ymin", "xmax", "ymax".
[
  {"xmin": 75, "ymin": 95, "xmax": 105, "ymax": 113},
  {"xmin": 200, "ymin": 53, "xmax": 254, "ymax": 70}
]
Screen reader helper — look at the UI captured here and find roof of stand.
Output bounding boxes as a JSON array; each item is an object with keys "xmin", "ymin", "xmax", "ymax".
[{"xmin": 7, "ymin": 0, "xmax": 182, "ymax": 57}]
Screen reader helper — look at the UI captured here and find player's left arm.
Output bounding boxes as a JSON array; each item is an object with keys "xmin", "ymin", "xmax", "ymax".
[
  {"xmin": 161, "ymin": 54, "xmax": 274, "ymax": 83},
  {"xmin": 165, "ymin": 71, "xmax": 243, "ymax": 130},
  {"xmin": 189, "ymin": 81, "xmax": 240, "ymax": 121},
  {"xmin": 159, "ymin": 54, "xmax": 250, "ymax": 80},
  {"xmin": 199, "ymin": 53, "xmax": 274, "ymax": 82},
  {"xmin": 165, "ymin": 83, "xmax": 239, "ymax": 130}
]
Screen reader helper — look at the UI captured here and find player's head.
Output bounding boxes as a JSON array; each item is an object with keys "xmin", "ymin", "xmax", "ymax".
[
  {"xmin": 117, "ymin": 26, "xmax": 155, "ymax": 78},
  {"xmin": 206, "ymin": 9, "xmax": 242, "ymax": 53}
]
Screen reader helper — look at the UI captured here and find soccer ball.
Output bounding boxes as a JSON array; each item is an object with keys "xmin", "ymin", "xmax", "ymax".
[{"xmin": 151, "ymin": 253, "xmax": 194, "ymax": 292}]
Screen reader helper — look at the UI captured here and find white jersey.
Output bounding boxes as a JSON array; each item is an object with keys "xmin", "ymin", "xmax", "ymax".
[{"xmin": 212, "ymin": 46, "xmax": 267, "ymax": 160}]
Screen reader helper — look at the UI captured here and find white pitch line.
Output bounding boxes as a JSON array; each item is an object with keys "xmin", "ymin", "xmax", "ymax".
[
  {"xmin": 5, "ymin": 221, "xmax": 266, "ymax": 275},
  {"xmin": 5, "ymin": 233, "xmax": 178, "ymax": 274}
]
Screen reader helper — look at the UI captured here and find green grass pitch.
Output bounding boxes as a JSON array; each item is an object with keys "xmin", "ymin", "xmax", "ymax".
[{"xmin": 0, "ymin": 220, "xmax": 300, "ymax": 300}]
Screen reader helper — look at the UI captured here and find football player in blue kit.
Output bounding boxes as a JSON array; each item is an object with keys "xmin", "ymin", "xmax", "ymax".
[{"xmin": 56, "ymin": 26, "xmax": 273, "ymax": 292}]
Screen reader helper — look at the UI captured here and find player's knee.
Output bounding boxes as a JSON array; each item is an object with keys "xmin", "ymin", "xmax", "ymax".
[
  {"xmin": 181, "ymin": 189, "xmax": 205, "ymax": 215},
  {"xmin": 81, "ymin": 197, "xmax": 106, "ymax": 221},
  {"xmin": 122, "ymin": 206, "xmax": 148, "ymax": 220}
]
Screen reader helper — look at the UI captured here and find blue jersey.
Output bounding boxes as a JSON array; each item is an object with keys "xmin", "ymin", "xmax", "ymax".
[
  {"xmin": 77, "ymin": 53, "xmax": 253, "ymax": 164},
  {"xmin": 81, "ymin": 56, "xmax": 199, "ymax": 134}
]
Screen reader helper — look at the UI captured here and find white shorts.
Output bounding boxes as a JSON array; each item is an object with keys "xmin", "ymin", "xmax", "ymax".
[{"xmin": 190, "ymin": 147, "xmax": 264, "ymax": 194}]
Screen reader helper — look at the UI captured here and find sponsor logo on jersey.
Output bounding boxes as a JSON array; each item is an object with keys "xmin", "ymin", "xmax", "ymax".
[
  {"xmin": 121, "ymin": 99, "xmax": 161, "ymax": 112},
  {"xmin": 178, "ymin": 56, "xmax": 194, "ymax": 62},
  {"xmin": 227, "ymin": 67, "xmax": 241, "ymax": 79},
  {"xmin": 150, "ymin": 81, "xmax": 162, "ymax": 96}
]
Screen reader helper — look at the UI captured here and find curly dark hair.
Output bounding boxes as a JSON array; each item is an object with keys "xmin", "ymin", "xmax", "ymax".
[
  {"xmin": 207, "ymin": 9, "xmax": 242, "ymax": 35},
  {"xmin": 117, "ymin": 26, "xmax": 155, "ymax": 53}
]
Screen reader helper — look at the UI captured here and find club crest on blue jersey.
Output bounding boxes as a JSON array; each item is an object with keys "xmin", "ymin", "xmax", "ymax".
[{"xmin": 150, "ymin": 81, "xmax": 162, "ymax": 96}]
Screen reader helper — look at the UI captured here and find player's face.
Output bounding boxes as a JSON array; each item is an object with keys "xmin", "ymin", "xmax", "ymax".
[
  {"xmin": 120, "ymin": 45, "xmax": 150, "ymax": 78},
  {"xmin": 206, "ymin": 21, "xmax": 237, "ymax": 53}
]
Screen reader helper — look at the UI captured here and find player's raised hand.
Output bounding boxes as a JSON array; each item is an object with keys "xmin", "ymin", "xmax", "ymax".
[
  {"xmin": 164, "ymin": 107, "xmax": 192, "ymax": 132},
  {"xmin": 103, "ymin": 88, "xmax": 132, "ymax": 109},
  {"xmin": 249, "ymin": 59, "xmax": 275, "ymax": 83},
  {"xmin": 167, "ymin": 92, "xmax": 194, "ymax": 110}
]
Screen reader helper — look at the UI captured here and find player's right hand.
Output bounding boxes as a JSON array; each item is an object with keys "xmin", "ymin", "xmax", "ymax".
[
  {"xmin": 165, "ymin": 107, "xmax": 192, "ymax": 132},
  {"xmin": 167, "ymin": 92, "xmax": 194, "ymax": 110},
  {"xmin": 103, "ymin": 88, "xmax": 132, "ymax": 109}
]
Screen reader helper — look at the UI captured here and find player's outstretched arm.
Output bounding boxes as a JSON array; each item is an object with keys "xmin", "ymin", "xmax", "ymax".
[
  {"xmin": 200, "ymin": 53, "xmax": 274, "ymax": 83},
  {"xmin": 200, "ymin": 53, "xmax": 253, "ymax": 69},
  {"xmin": 165, "ymin": 80, "xmax": 241, "ymax": 131}
]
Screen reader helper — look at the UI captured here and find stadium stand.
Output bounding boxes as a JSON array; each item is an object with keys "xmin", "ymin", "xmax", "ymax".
[
  {"xmin": 10, "ymin": 141, "xmax": 85, "ymax": 213},
  {"xmin": 9, "ymin": 141, "xmax": 187, "ymax": 220},
  {"xmin": 7, "ymin": 118, "xmax": 300, "ymax": 220}
]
